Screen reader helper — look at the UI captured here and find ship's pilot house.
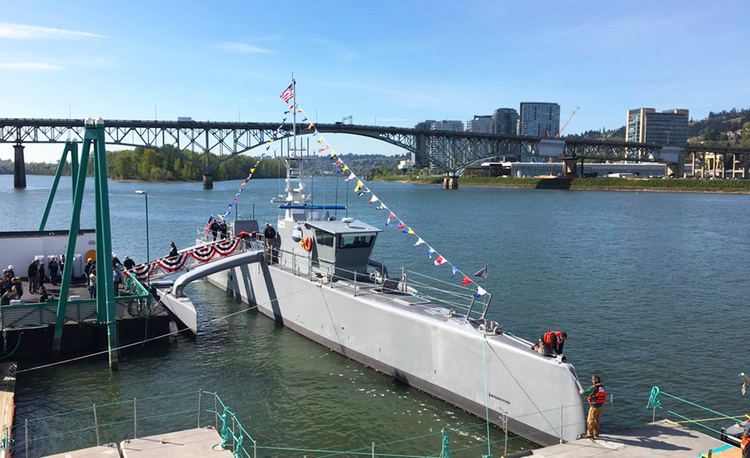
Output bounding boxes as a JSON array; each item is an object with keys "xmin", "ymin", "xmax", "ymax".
[{"xmin": 307, "ymin": 218, "xmax": 381, "ymax": 280}]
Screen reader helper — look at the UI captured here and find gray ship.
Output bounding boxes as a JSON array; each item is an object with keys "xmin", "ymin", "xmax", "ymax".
[{"xmin": 157, "ymin": 85, "xmax": 587, "ymax": 445}]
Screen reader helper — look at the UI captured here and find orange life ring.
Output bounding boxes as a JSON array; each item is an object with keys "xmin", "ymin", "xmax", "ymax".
[{"xmin": 302, "ymin": 236, "xmax": 313, "ymax": 253}]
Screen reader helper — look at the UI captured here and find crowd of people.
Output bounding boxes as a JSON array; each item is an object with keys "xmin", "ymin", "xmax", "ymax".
[{"xmin": 0, "ymin": 252, "xmax": 144, "ymax": 305}]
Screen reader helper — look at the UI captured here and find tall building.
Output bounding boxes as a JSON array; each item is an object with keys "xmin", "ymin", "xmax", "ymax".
[
  {"xmin": 519, "ymin": 102, "xmax": 560, "ymax": 137},
  {"xmin": 492, "ymin": 108, "xmax": 519, "ymax": 135},
  {"xmin": 626, "ymin": 108, "xmax": 689, "ymax": 146},
  {"xmin": 466, "ymin": 115, "xmax": 493, "ymax": 133}
]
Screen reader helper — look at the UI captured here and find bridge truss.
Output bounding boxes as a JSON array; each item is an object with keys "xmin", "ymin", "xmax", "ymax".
[{"xmin": 1, "ymin": 119, "xmax": 749, "ymax": 175}]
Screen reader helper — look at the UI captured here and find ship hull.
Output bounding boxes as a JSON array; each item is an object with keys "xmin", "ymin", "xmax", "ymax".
[{"xmin": 205, "ymin": 261, "xmax": 585, "ymax": 446}]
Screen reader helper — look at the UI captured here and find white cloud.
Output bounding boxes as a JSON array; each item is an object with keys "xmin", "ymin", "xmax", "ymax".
[
  {"xmin": 214, "ymin": 42, "xmax": 272, "ymax": 54},
  {"xmin": 0, "ymin": 62, "xmax": 63, "ymax": 70},
  {"xmin": 0, "ymin": 22, "xmax": 104, "ymax": 40}
]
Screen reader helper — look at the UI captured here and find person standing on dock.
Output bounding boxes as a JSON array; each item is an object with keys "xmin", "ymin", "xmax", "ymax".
[
  {"xmin": 48, "ymin": 256, "xmax": 59, "ymax": 285},
  {"xmin": 580, "ymin": 374, "xmax": 607, "ymax": 439},
  {"xmin": 27, "ymin": 260, "xmax": 38, "ymax": 294}
]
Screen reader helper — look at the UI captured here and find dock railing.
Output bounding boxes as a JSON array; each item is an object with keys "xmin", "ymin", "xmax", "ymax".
[
  {"xmin": 12, "ymin": 389, "xmax": 257, "ymax": 458},
  {"xmin": 645, "ymin": 386, "xmax": 748, "ymax": 439},
  {"xmin": 0, "ymin": 272, "xmax": 159, "ymax": 330}
]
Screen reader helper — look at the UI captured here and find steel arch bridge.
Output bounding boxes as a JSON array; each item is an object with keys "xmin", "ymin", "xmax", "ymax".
[{"xmin": 1, "ymin": 118, "xmax": 749, "ymax": 175}]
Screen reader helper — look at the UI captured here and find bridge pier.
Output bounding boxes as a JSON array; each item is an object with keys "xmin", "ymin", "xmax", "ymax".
[
  {"xmin": 666, "ymin": 162, "xmax": 684, "ymax": 178},
  {"xmin": 13, "ymin": 143, "xmax": 26, "ymax": 189},
  {"xmin": 202, "ymin": 173, "xmax": 213, "ymax": 190},
  {"xmin": 443, "ymin": 173, "xmax": 459, "ymax": 189},
  {"xmin": 562, "ymin": 156, "xmax": 579, "ymax": 177}
]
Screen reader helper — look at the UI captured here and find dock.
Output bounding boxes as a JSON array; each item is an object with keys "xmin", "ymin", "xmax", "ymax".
[
  {"xmin": 43, "ymin": 428, "xmax": 230, "ymax": 458},
  {"xmin": 531, "ymin": 420, "xmax": 739, "ymax": 457},
  {"xmin": 120, "ymin": 428, "xmax": 232, "ymax": 457}
]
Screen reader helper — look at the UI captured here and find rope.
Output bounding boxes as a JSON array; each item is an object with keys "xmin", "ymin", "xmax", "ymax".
[{"xmin": 647, "ymin": 386, "xmax": 662, "ymax": 410}]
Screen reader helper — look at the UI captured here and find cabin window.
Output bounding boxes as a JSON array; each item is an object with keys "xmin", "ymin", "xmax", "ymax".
[
  {"xmin": 338, "ymin": 233, "xmax": 375, "ymax": 249},
  {"xmin": 315, "ymin": 230, "xmax": 334, "ymax": 247}
]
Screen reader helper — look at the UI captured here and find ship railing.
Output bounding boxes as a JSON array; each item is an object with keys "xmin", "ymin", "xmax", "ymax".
[
  {"xmin": 260, "ymin": 244, "xmax": 491, "ymax": 319},
  {"xmin": 0, "ymin": 273, "xmax": 161, "ymax": 330},
  {"xmin": 10, "ymin": 389, "xmax": 257, "ymax": 458}
]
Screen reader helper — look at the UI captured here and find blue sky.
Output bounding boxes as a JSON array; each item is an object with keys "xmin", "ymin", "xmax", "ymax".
[{"xmin": 1, "ymin": 0, "xmax": 748, "ymax": 161}]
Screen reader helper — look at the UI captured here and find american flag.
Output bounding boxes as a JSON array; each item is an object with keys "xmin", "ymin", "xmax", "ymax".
[
  {"xmin": 280, "ymin": 83, "xmax": 295, "ymax": 103},
  {"xmin": 473, "ymin": 265, "xmax": 488, "ymax": 278}
]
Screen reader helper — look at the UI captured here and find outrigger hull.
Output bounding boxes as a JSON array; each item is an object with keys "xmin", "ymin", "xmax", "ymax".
[{"xmin": 204, "ymin": 258, "xmax": 586, "ymax": 446}]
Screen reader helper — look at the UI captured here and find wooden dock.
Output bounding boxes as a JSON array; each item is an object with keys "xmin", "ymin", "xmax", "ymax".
[{"xmin": 531, "ymin": 420, "xmax": 739, "ymax": 457}]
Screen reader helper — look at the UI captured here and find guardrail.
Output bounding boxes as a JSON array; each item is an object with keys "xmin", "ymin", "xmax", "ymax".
[
  {"xmin": 10, "ymin": 389, "xmax": 257, "ymax": 458},
  {"xmin": 0, "ymin": 272, "xmax": 157, "ymax": 329}
]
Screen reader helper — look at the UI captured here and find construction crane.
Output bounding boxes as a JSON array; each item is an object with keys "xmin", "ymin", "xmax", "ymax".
[
  {"xmin": 557, "ymin": 107, "xmax": 580, "ymax": 138},
  {"xmin": 341, "ymin": 115, "xmax": 353, "ymax": 124}
]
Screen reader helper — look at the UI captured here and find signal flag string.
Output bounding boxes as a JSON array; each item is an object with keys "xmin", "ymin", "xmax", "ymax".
[{"xmin": 278, "ymin": 85, "xmax": 488, "ymax": 298}]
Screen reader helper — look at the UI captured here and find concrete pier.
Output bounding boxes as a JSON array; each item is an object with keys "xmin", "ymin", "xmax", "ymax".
[
  {"xmin": 13, "ymin": 144, "xmax": 26, "ymax": 189},
  {"xmin": 531, "ymin": 420, "xmax": 737, "ymax": 457},
  {"xmin": 202, "ymin": 173, "xmax": 213, "ymax": 190}
]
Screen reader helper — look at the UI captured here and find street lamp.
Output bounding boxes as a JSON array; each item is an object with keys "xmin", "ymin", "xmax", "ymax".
[{"xmin": 134, "ymin": 190, "xmax": 150, "ymax": 280}]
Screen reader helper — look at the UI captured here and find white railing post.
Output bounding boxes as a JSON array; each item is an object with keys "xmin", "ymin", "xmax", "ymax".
[
  {"xmin": 24, "ymin": 418, "xmax": 28, "ymax": 458},
  {"xmin": 197, "ymin": 390, "xmax": 202, "ymax": 428},
  {"xmin": 93, "ymin": 404, "xmax": 100, "ymax": 446},
  {"xmin": 133, "ymin": 397, "xmax": 137, "ymax": 439}
]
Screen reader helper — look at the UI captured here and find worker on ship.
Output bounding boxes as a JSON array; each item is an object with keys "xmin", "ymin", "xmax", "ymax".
[
  {"xmin": 263, "ymin": 223, "xmax": 277, "ymax": 263},
  {"xmin": 539, "ymin": 330, "xmax": 567, "ymax": 357},
  {"xmin": 580, "ymin": 374, "xmax": 606, "ymax": 439}
]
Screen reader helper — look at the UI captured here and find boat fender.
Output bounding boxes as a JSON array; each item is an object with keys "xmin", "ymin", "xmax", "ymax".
[{"xmin": 302, "ymin": 236, "xmax": 313, "ymax": 253}]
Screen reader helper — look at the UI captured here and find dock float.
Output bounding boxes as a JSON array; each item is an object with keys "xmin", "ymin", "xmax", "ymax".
[
  {"xmin": 120, "ymin": 428, "xmax": 232, "ymax": 457},
  {"xmin": 531, "ymin": 419, "xmax": 738, "ymax": 457}
]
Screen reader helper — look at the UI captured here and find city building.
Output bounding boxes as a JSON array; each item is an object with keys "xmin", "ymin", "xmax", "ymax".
[
  {"xmin": 519, "ymin": 102, "xmax": 560, "ymax": 137},
  {"xmin": 430, "ymin": 120, "xmax": 464, "ymax": 132},
  {"xmin": 626, "ymin": 108, "xmax": 689, "ymax": 146},
  {"xmin": 466, "ymin": 115, "xmax": 493, "ymax": 133},
  {"xmin": 492, "ymin": 108, "xmax": 519, "ymax": 135}
]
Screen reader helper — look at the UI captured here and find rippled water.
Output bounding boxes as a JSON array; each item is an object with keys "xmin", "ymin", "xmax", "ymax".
[{"xmin": 2, "ymin": 174, "xmax": 749, "ymax": 456}]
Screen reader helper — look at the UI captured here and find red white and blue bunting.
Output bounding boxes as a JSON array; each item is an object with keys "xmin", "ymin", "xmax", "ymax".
[
  {"xmin": 132, "ymin": 237, "xmax": 242, "ymax": 281},
  {"xmin": 278, "ymin": 86, "xmax": 487, "ymax": 298}
]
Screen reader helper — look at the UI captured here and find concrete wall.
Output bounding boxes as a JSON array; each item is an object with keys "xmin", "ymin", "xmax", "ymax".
[{"xmin": 0, "ymin": 230, "xmax": 96, "ymax": 278}]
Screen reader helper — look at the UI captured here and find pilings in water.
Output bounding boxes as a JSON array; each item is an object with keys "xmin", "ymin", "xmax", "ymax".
[
  {"xmin": 202, "ymin": 173, "xmax": 213, "ymax": 190},
  {"xmin": 13, "ymin": 144, "xmax": 26, "ymax": 189},
  {"xmin": 442, "ymin": 173, "xmax": 459, "ymax": 189}
]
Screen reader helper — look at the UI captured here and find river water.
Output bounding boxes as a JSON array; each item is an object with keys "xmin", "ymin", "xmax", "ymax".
[{"xmin": 2, "ymin": 174, "xmax": 748, "ymax": 456}]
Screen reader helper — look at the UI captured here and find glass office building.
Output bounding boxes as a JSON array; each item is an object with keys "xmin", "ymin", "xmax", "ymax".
[
  {"xmin": 519, "ymin": 102, "xmax": 560, "ymax": 137},
  {"xmin": 626, "ymin": 108, "xmax": 689, "ymax": 146}
]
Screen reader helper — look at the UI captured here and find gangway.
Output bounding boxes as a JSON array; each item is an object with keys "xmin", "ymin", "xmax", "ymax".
[{"xmin": 150, "ymin": 248, "xmax": 265, "ymax": 333}]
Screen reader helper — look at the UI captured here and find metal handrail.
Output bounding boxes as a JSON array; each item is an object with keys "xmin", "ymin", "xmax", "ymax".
[
  {"xmin": 265, "ymin": 244, "xmax": 482, "ymax": 314},
  {"xmin": 13, "ymin": 389, "xmax": 258, "ymax": 458}
]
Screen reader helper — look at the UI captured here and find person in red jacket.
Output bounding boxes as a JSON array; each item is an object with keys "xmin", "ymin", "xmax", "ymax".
[
  {"xmin": 580, "ymin": 374, "xmax": 607, "ymax": 439},
  {"xmin": 541, "ymin": 330, "xmax": 567, "ymax": 356}
]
